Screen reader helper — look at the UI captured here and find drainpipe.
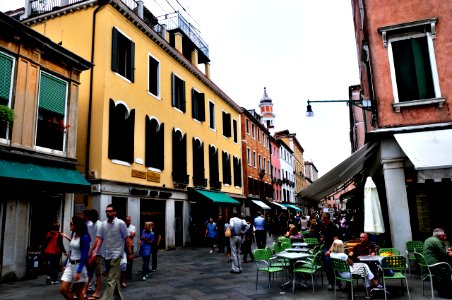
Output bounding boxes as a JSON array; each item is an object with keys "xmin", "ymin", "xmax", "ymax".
[
  {"xmin": 0, "ymin": 201, "xmax": 6, "ymax": 282},
  {"xmin": 85, "ymin": 1, "xmax": 107, "ymax": 182}
]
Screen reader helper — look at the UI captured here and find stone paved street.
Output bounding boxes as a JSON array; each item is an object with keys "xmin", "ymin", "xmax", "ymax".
[{"xmin": 0, "ymin": 241, "xmax": 448, "ymax": 299}]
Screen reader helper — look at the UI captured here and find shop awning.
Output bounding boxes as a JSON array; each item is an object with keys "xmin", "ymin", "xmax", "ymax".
[
  {"xmin": 251, "ymin": 200, "xmax": 271, "ymax": 210},
  {"xmin": 192, "ymin": 189, "xmax": 240, "ymax": 205},
  {"xmin": 395, "ymin": 129, "xmax": 452, "ymax": 182},
  {"xmin": 395, "ymin": 129, "xmax": 452, "ymax": 170},
  {"xmin": 298, "ymin": 143, "xmax": 378, "ymax": 202},
  {"xmin": 269, "ymin": 201, "xmax": 287, "ymax": 210},
  {"xmin": 281, "ymin": 203, "xmax": 301, "ymax": 211},
  {"xmin": 0, "ymin": 159, "xmax": 90, "ymax": 193}
]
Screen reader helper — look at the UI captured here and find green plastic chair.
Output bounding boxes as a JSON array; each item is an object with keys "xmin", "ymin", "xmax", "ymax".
[
  {"xmin": 253, "ymin": 248, "xmax": 284, "ymax": 290},
  {"xmin": 380, "ymin": 255, "xmax": 410, "ymax": 300},
  {"xmin": 406, "ymin": 241, "xmax": 424, "ymax": 275},
  {"xmin": 293, "ymin": 250, "xmax": 323, "ymax": 293},
  {"xmin": 281, "ymin": 242, "xmax": 292, "ymax": 251},
  {"xmin": 272, "ymin": 242, "xmax": 283, "ymax": 254},
  {"xmin": 304, "ymin": 237, "xmax": 319, "ymax": 246},
  {"xmin": 414, "ymin": 250, "xmax": 452, "ymax": 300},
  {"xmin": 331, "ymin": 258, "xmax": 365, "ymax": 300},
  {"xmin": 278, "ymin": 236, "xmax": 292, "ymax": 244},
  {"xmin": 379, "ymin": 247, "xmax": 401, "ymax": 256}
]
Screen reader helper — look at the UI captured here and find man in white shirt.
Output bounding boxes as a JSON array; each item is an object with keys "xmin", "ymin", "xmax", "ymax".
[
  {"xmin": 229, "ymin": 212, "xmax": 249, "ymax": 274},
  {"xmin": 92, "ymin": 204, "xmax": 129, "ymax": 300}
]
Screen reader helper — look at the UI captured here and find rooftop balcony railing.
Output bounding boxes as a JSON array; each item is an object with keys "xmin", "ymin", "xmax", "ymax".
[
  {"xmin": 28, "ymin": 1, "xmax": 208, "ymax": 58},
  {"xmin": 158, "ymin": 12, "xmax": 209, "ymax": 58}
]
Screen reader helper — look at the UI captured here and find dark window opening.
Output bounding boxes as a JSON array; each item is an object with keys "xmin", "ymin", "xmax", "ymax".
[
  {"xmin": 233, "ymin": 157, "xmax": 242, "ymax": 187},
  {"xmin": 209, "ymin": 101, "xmax": 215, "ymax": 129},
  {"xmin": 392, "ymin": 36, "xmax": 434, "ymax": 102},
  {"xmin": 108, "ymin": 99, "xmax": 135, "ymax": 163},
  {"xmin": 192, "ymin": 89, "xmax": 205, "ymax": 121},
  {"xmin": 112, "ymin": 27, "xmax": 135, "ymax": 82},
  {"xmin": 209, "ymin": 145, "xmax": 220, "ymax": 189},
  {"xmin": 172, "ymin": 128, "xmax": 188, "ymax": 184},
  {"xmin": 222, "ymin": 111, "xmax": 231, "ymax": 137},
  {"xmin": 171, "ymin": 73, "xmax": 186, "ymax": 112},
  {"xmin": 192, "ymin": 138, "xmax": 206, "ymax": 187},
  {"xmin": 148, "ymin": 55, "xmax": 159, "ymax": 96},
  {"xmin": 145, "ymin": 117, "xmax": 164, "ymax": 170},
  {"xmin": 222, "ymin": 151, "xmax": 231, "ymax": 185}
]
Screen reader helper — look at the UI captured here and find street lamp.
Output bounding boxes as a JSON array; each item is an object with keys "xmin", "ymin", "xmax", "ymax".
[{"xmin": 305, "ymin": 99, "xmax": 371, "ymax": 117}]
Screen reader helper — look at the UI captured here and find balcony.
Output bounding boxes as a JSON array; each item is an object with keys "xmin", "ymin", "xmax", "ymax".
[
  {"xmin": 210, "ymin": 180, "xmax": 222, "ymax": 191},
  {"xmin": 172, "ymin": 173, "xmax": 189, "ymax": 189},
  {"xmin": 193, "ymin": 177, "xmax": 207, "ymax": 188},
  {"xmin": 158, "ymin": 12, "xmax": 209, "ymax": 60}
]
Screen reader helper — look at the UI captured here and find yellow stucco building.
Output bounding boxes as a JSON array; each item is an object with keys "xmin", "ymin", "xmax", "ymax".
[{"xmin": 23, "ymin": 0, "xmax": 243, "ymax": 249}]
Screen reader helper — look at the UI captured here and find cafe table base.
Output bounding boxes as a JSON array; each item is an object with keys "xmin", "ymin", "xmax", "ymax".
[{"xmin": 275, "ymin": 251, "xmax": 311, "ymax": 293}]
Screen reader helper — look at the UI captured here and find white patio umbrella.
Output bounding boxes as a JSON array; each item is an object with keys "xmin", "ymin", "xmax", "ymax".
[{"xmin": 363, "ymin": 176, "xmax": 385, "ymax": 234}]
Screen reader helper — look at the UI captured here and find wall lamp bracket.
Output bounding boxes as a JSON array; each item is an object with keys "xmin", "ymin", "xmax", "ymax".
[{"xmin": 306, "ymin": 99, "xmax": 372, "ymax": 117}]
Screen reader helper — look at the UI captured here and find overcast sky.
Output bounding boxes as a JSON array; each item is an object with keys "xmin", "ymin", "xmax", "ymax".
[{"xmin": 1, "ymin": 0, "xmax": 359, "ymax": 176}]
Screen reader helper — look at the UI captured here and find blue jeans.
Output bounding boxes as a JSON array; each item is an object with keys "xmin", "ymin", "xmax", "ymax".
[{"xmin": 142, "ymin": 255, "xmax": 150, "ymax": 275}]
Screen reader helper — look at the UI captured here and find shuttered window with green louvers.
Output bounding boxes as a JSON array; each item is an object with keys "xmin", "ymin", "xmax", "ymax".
[
  {"xmin": 0, "ymin": 52, "xmax": 14, "ymax": 105},
  {"xmin": 38, "ymin": 72, "xmax": 67, "ymax": 115}
]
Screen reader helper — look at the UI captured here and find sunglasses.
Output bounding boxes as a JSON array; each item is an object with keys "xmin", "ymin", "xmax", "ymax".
[{"xmin": 105, "ymin": 210, "xmax": 114, "ymax": 213}]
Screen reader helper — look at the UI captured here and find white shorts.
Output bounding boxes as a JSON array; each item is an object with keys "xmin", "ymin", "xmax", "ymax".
[{"xmin": 61, "ymin": 261, "xmax": 88, "ymax": 283}]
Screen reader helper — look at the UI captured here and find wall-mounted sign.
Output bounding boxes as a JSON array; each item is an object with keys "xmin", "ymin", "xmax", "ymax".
[
  {"xmin": 147, "ymin": 171, "xmax": 160, "ymax": 182},
  {"xmin": 132, "ymin": 169, "xmax": 146, "ymax": 179}
]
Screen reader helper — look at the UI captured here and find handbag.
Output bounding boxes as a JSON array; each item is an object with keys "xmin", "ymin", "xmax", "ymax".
[{"xmin": 225, "ymin": 227, "xmax": 231, "ymax": 238}]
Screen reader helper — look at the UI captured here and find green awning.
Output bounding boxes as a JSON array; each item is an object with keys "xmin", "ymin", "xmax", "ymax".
[
  {"xmin": 281, "ymin": 203, "xmax": 302, "ymax": 211},
  {"xmin": 193, "ymin": 189, "xmax": 240, "ymax": 205},
  {"xmin": 0, "ymin": 159, "xmax": 90, "ymax": 193}
]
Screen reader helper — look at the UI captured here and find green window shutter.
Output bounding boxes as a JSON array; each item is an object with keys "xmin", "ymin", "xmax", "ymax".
[
  {"xmin": 39, "ymin": 72, "xmax": 67, "ymax": 115},
  {"xmin": 0, "ymin": 52, "xmax": 13, "ymax": 103}
]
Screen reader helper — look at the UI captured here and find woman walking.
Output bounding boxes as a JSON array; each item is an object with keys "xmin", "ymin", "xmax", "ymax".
[
  {"xmin": 140, "ymin": 222, "xmax": 154, "ymax": 280},
  {"xmin": 59, "ymin": 216, "xmax": 90, "ymax": 300}
]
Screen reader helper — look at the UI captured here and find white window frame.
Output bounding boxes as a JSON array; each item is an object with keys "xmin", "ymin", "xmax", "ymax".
[
  {"xmin": 35, "ymin": 71, "xmax": 68, "ymax": 156},
  {"xmin": 247, "ymin": 147, "xmax": 251, "ymax": 166},
  {"xmin": 379, "ymin": 18, "xmax": 444, "ymax": 112},
  {"xmin": 0, "ymin": 51, "xmax": 15, "ymax": 145},
  {"xmin": 387, "ymin": 32, "xmax": 441, "ymax": 103},
  {"xmin": 253, "ymin": 151, "xmax": 256, "ymax": 168}
]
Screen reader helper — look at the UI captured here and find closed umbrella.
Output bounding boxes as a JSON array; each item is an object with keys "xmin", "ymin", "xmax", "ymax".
[{"xmin": 363, "ymin": 176, "xmax": 385, "ymax": 234}]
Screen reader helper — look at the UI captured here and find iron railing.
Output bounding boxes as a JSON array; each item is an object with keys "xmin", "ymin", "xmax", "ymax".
[{"xmin": 158, "ymin": 12, "xmax": 209, "ymax": 58}]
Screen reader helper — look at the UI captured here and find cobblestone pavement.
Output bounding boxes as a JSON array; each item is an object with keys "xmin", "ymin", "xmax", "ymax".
[{"xmin": 0, "ymin": 240, "xmax": 447, "ymax": 299}]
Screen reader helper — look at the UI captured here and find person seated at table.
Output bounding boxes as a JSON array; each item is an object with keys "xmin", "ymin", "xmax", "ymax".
[
  {"xmin": 423, "ymin": 228, "xmax": 452, "ymax": 298},
  {"xmin": 285, "ymin": 224, "xmax": 303, "ymax": 239},
  {"xmin": 348, "ymin": 232, "xmax": 376, "ymax": 262},
  {"xmin": 329, "ymin": 239, "xmax": 382, "ymax": 295},
  {"xmin": 303, "ymin": 226, "xmax": 320, "ymax": 240}
]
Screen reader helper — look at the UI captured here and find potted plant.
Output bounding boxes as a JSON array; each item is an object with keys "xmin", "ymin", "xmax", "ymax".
[{"xmin": 0, "ymin": 105, "xmax": 14, "ymax": 127}]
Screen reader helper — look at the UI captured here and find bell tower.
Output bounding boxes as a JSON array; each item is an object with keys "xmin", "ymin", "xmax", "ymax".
[{"xmin": 259, "ymin": 87, "xmax": 275, "ymax": 130}]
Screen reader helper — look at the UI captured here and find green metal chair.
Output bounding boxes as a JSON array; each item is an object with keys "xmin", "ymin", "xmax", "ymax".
[
  {"xmin": 379, "ymin": 247, "xmax": 401, "ymax": 256},
  {"xmin": 253, "ymin": 248, "xmax": 284, "ymax": 290},
  {"xmin": 414, "ymin": 250, "xmax": 452, "ymax": 300},
  {"xmin": 331, "ymin": 258, "xmax": 364, "ymax": 300},
  {"xmin": 380, "ymin": 255, "xmax": 410, "ymax": 300},
  {"xmin": 293, "ymin": 250, "xmax": 323, "ymax": 293},
  {"xmin": 406, "ymin": 241, "xmax": 424, "ymax": 276}
]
